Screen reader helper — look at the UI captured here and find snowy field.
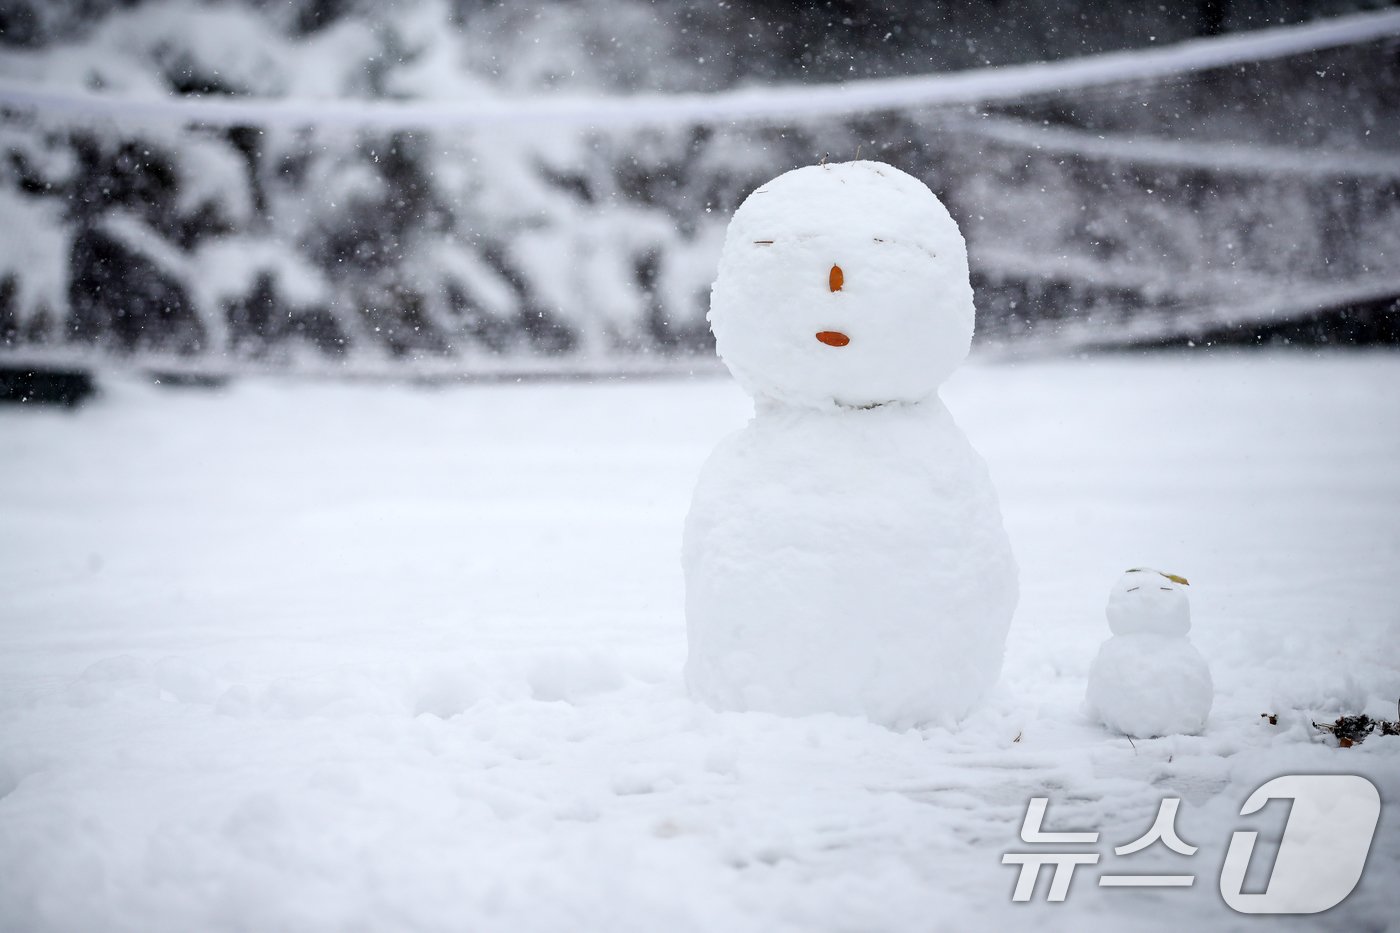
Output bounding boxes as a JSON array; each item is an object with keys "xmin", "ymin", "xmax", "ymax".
[{"xmin": 1, "ymin": 351, "xmax": 1398, "ymax": 932}]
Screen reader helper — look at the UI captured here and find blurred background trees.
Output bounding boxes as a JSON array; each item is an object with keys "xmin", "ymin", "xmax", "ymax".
[{"xmin": 1, "ymin": 0, "xmax": 1397, "ymax": 377}]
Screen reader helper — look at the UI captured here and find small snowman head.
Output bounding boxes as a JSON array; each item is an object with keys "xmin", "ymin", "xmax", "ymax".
[
  {"xmin": 1106, "ymin": 568, "xmax": 1191, "ymax": 637},
  {"xmin": 709, "ymin": 161, "xmax": 975, "ymax": 410}
]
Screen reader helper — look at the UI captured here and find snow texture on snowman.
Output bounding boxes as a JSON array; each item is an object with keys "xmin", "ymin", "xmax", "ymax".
[
  {"xmin": 683, "ymin": 160, "xmax": 1018, "ymax": 728},
  {"xmin": 1085, "ymin": 569, "xmax": 1213, "ymax": 737}
]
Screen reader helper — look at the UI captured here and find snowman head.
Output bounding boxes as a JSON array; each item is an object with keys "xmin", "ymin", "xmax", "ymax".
[
  {"xmin": 709, "ymin": 161, "xmax": 975, "ymax": 410},
  {"xmin": 1106, "ymin": 568, "xmax": 1191, "ymax": 637}
]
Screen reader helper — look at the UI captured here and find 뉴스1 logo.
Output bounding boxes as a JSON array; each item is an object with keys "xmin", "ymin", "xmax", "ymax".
[{"xmin": 1003, "ymin": 773, "xmax": 1381, "ymax": 913}]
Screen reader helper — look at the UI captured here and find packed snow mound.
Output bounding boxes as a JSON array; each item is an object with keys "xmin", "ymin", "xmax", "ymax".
[
  {"xmin": 708, "ymin": 161, "xmax": 975, "ymax": 410},
  {"xmin": 683, "ymin": 402, "xmax": 1018, "ymax": 727},
  {"xmin": 1086, "ymin": 634, "xmax": 1214, "ymax": 738}
]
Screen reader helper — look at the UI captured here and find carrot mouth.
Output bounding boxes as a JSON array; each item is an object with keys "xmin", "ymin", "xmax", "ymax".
[{"xmin": 815, "ymin": 331, "xmax": 850, "ymax": 347}]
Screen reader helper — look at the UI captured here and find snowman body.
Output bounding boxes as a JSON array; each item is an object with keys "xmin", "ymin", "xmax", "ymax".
[
  {"xmin": 682, "ymin": 161, "xmax": 1018, "ymax": 727},
  {"xmin": 1085, "ymin": 570, "xmax": 1213, "ymax": 737}
]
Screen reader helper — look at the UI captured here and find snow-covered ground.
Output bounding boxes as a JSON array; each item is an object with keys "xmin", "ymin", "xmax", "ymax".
[{"xmin": 1, "ymin": 351, "xmax": 1397, "ymax": 932}]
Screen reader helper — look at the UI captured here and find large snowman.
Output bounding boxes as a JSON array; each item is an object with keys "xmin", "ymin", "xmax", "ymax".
[{"xmin": 683, "ymin": 160, "xmax": 1018, "ymax": 728}]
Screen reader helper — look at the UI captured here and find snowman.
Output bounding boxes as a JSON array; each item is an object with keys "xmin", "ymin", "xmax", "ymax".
[
  {"xmin": 682, "ymin": 161, "xmax": 1018, "ymax": 728},
  {"xmin": 1085, "ymin": 569, "xmax": 1213, "ymax": 738}
]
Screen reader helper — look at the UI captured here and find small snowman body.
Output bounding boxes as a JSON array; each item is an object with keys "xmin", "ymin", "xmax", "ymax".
[
  {"xmin": 1085, "ymin": 569, "xmax": 1213, "ymax": 738},
  {"xmin": 682, "ymin": 161, "xmax": 1018, "ymax": 728}
]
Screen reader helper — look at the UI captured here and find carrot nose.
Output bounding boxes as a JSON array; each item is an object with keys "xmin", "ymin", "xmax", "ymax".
[
  {"xmin": 829, "ymin": 264, "xmax": 844, "ymax": 292},
  {"xmin": 815, "ymin": 331, "xmax": 849, "ymax": 347}
]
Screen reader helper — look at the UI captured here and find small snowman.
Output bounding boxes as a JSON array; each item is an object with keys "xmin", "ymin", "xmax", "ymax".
[
  {"xmin": 1085, "ymin": 568, "xmax": 1213, "ymax": 738},
  {"xmin": 682, "ymin": 161, "xmax": 1018, "ymax": 728}
]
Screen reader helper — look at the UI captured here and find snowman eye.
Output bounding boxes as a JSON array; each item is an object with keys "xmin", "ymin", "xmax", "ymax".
[{"xmin": 873, "ymin": 237, "xmax": 885, "ymax": 243}]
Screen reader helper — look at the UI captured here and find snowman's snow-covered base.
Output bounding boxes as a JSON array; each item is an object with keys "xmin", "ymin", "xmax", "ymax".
[
  {"xmin": 1085, "ymin": 634, "xmax": 1213, "ymax": 738},
  {"xmin": 683, "ymin": 400, "xmax": 1018, "ymax": 729}
]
